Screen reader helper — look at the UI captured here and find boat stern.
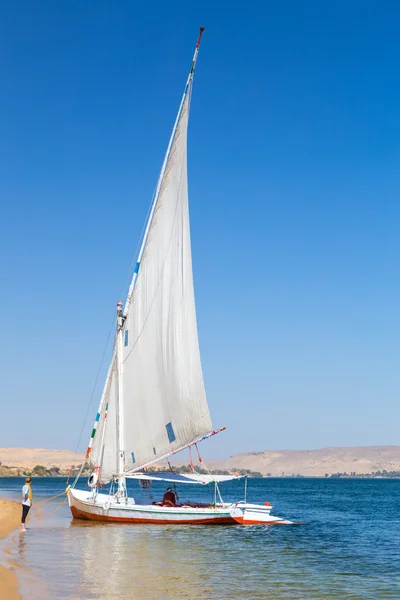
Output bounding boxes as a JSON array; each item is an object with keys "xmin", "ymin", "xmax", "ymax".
[{"xmin": 229, "ymin": 502, "xmax": 293, "ymax": 525}]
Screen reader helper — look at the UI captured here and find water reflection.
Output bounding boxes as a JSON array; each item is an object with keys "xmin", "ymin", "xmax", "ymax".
[
  {"xmin": 1, "ymin": 479, "xmax": 400, "ymax": 599},
  {"xmin": 17, "ymin": 532, "xmax": 27, "ymax": 561},
  {"xmin": 68, "ymin": 521, "xmax": 213, "ymax": 599}
]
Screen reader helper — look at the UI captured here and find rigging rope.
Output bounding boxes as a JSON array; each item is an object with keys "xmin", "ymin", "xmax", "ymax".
[
  {"xmin": 191, "ymin": 453, "xmax": 224, "ymax": 505},
  {"xmin": 195, "ymin": 443, "xmax": 203, "ymax": 463},
  {"xmin": 189, "ymin": 446, "xmax": 194, "ymax": 471},
  {"xmin": 66, "ymin": 316, "xmax": 115, "ymax": 485},
  {"xmin": 32, "ymin": 491, "xmax": 68, "ymax": 521}
]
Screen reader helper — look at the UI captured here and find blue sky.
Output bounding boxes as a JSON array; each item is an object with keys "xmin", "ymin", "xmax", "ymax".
[{"xmin": 1, "ymin": 1, "xmax": 400, "ymax": 459}]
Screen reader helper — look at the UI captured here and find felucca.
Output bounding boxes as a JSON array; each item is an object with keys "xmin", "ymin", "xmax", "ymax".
[{"xmin": 67, "ymin": 28, "xmax": 293, "ymax": 526}]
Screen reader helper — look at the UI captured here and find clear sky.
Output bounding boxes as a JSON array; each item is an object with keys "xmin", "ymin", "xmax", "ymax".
[{"xmin": 1, "ymin": 1, "xmax": 400, "ymax": 459}]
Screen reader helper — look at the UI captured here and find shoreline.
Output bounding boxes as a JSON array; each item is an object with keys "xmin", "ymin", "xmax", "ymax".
[
  {"xmin": 1, "ymin": 475, "xmax": 400, "ymax": 482},
  {"xmin": 0, "ymin": 497, "xmax": 23, "ymax": 600}
]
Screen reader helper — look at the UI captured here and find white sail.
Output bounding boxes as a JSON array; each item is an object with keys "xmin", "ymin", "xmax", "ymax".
[
  {"xmin": 90, "ymin": 359, "xmax": 118, "ymax": 482},
  {"xmin": 120, "ymin": 87, "xmax": 212, "ymax": 472},
  {"xmin": 85, "ymin": 34, "xmax": 212, "ymax": 483}
]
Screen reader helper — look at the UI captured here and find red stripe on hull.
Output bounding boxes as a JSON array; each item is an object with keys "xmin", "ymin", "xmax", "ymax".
[{"xmin": 70, "ymin": 505, "xmax": 236, "ymax": 525}]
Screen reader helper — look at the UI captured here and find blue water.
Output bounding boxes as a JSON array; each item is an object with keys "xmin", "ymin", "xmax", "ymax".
[{"xmin": 1, "ymin": 477, "xmax": 399, "ymax": 599}]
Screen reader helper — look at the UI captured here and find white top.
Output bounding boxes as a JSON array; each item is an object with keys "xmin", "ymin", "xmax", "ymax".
[
  {"xmin": 22, "ymin": 485, "xmax": 31, "ymax": 506},
  {"xmin": 127, "ymin": 472, "xmax": 244, "ymax": 485}
]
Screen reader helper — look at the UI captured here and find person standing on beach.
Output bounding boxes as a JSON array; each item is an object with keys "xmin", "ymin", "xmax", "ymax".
[{"xmin": 21, "ymin": 477, "xmax": 32, "ymax": 532}]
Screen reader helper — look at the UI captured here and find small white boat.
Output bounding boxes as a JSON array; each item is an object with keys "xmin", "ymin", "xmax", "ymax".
[{"xmin": 68, "ymin": 28, "xmax": 294, "ymax": 527}]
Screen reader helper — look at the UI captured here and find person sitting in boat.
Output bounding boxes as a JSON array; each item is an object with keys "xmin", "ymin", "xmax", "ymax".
[{"xmin": 162, "ymin": 487, "xmax": 176, "ymax": 507}]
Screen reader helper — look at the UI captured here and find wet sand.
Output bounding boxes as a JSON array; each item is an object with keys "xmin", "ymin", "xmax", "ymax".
[{"xmin": 0, "ymin": 498, "xmax": 23, "ymax": 600}]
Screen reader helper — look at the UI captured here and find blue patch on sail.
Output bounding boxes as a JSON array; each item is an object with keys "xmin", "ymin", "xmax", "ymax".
[
  {"xmin": 166, "ymin": 422, "xmax": 176, "ymax": 443},
  {"xmin": 134, "ymin": 262, "xmax": 140, "ymax": 274},
  {"xmin": 153, "ymin": 447, "xmax": 156, "ymax": 455},
  {"xmin": 124, "ymin": 330, "xmax": 129, "ymax": 347},
  {"xmin": 131, "ymin": 452, "xmax": 135, "ymax": 464},
  {"xmin": 95, "ymin": 412, "xmax": 100, "ymax": 422}
]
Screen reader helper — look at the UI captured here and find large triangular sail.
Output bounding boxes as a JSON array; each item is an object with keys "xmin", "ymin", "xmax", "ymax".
[
  {"xmin": 121, "ymin": 87, "xmax": 211, "ymax": 472},
  {"xmin": 88, "ymin": 28, "xmax": 212, "ymax": 481}
]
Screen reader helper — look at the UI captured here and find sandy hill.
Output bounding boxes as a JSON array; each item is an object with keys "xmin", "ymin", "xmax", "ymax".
[
  {"xmin": 200, "ymin": 446, "xmax": 400, "ymax": 476},
  {"xmin": 0, "ymin": 448, "xmax": 85, "ymax": 470},
  {"xmin": 1, "ymin": 446, "xmax": 399, "ymax": 476}
]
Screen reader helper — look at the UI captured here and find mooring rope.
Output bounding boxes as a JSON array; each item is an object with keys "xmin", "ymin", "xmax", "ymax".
[{"xmin": 32, "ymin": 491, "xmax": 68, "ymax": 521}]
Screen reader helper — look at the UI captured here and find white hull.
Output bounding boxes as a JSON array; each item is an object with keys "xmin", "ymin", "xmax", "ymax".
[{"xmin": 68, "ymin": 489, "xmax": 293, "ymax": 526}]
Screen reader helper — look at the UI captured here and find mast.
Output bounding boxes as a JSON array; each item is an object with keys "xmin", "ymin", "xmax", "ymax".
[
  {"xmin": 116, "ymin": 300, "xmax": 126, "ymax": 498},
  {"xmin": 123, "ymin": 27, "xmax": 205, "ymax": 314}
]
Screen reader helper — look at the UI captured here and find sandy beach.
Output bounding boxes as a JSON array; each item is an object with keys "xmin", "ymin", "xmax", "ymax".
[{"xmin": 0, "ymin": 498, "xmax": 23, "ymax": 600}]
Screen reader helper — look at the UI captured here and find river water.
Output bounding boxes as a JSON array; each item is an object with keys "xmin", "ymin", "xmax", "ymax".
[{"xmin": 0, "ymin": 477, "xmax": 399, "ymax": 599}]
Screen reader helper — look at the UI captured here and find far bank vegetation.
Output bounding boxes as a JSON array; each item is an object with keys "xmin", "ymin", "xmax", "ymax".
[
  {"xmin": 1, "ymin": 461, "xmax": 399, "ymax": 479},
  {"xmin": 0, "ymin": 462, "xmax": 90, "ymax": 478},
  {"xmin": 0, "ymin": 461, "xmax": 262, "ymax": 478}
]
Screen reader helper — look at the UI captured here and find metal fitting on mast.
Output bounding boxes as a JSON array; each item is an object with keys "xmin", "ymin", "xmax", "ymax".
[{"xmin": 116, "ymin": 300, "xmax": 126, "ymax": 331}]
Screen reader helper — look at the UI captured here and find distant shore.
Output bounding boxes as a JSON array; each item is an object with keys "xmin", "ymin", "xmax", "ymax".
[
  {"xmin": 1, "ymin": 472, "xmax": 400, "ymax": 479},
  {"xmin": 2, "ymin": 445, "xmax": 400, "ymax": 478},
  {"xmin": 0, "ymin": 497, "xmax": 23, "ymax": 600}
]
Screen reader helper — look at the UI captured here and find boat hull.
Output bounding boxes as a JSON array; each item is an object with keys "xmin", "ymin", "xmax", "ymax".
[{"xmin": 68, "ymin": 489, "xmax": 292, "ymax": 526}]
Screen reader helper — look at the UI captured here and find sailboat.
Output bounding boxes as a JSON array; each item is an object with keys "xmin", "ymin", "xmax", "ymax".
[{"xmin": 67, "ymin": 28, "xmax": 293, "ymax": 526}]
